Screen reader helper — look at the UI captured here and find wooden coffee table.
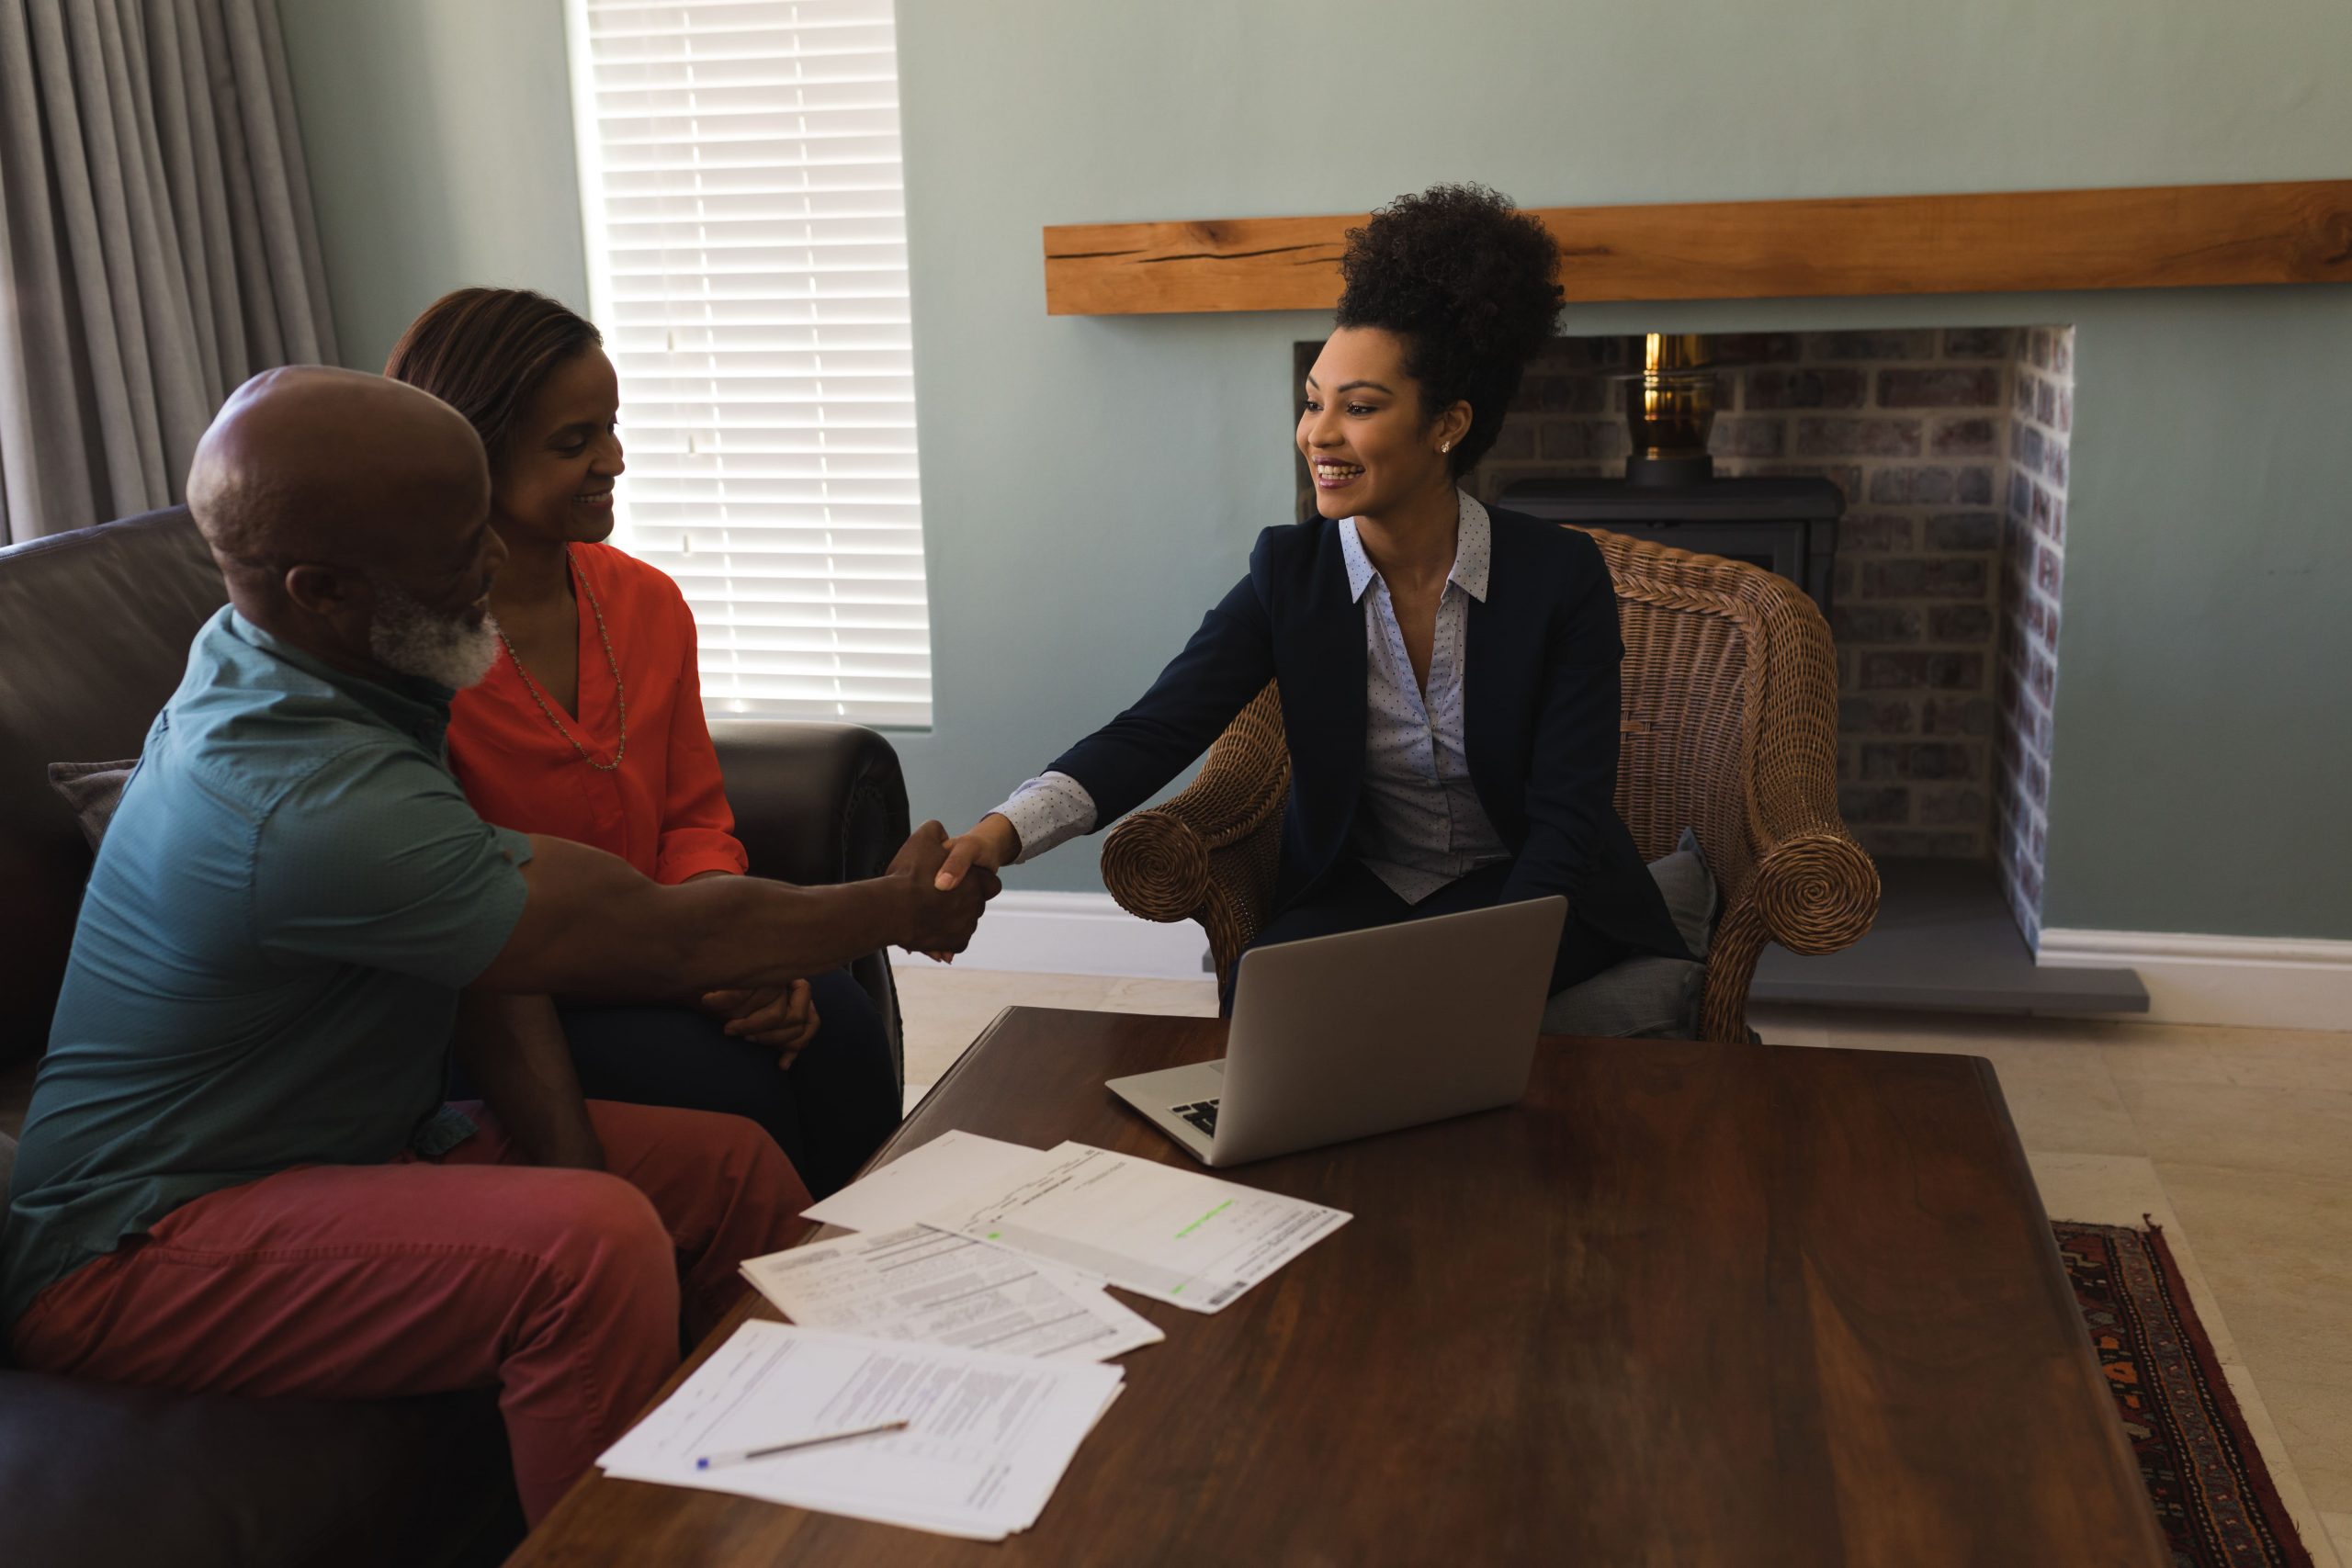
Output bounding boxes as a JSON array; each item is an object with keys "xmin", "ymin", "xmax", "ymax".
[{"xmin": 511, "ymin": 1008, "xmax": 2165, "ymax": 1566}]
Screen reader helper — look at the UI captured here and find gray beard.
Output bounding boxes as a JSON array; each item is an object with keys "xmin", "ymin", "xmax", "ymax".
[{"xmin": 368, "ymin": 577, "xmax": 501, "ymax": 690}]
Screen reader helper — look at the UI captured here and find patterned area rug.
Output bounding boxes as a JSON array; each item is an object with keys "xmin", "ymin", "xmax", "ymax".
[{"xmin": 2055, "ymin": 1221, "xmax": 2315, "ymax": 1568}]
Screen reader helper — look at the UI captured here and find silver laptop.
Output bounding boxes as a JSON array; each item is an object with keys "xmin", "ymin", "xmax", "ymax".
[{"xmin": 1106, "ymin": 896, "xmax": 1567, "ymax": 1167}]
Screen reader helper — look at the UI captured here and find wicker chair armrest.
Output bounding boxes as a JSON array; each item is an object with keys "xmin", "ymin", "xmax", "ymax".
[
  {"xmin": 1734, "ymin": 586, "xmax": 1880, "ymax": 960},
  {"xmin": 1692, "ymin": 765, "xmax": 1879, "ymax": 1045},
  {"xmin": 1101, "ymin": 682, "xmax": 1289, "ymax": 946},
  {"xmin": 1699, "ymin": 817, "xmax": 1877, "ymax": 1044},
  {"xmin": 1747, "ymin": 824, "xmax": 1880, "ymax": 957},
  {"xmin": 1696, "ymin": 583, "xmax": 1881, "ymax": 1031},
  {"xmin": 1102, "ymin": 807, "xmax": 1211, "ymax": 923}
]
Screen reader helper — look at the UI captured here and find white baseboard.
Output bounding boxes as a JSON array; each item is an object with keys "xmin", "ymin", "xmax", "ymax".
[
  {"xmin": 896, "ymin": 892, "xmax": 1211, "ymax": 980},
  {"xmin": 2039, "ymin": 928, "xmax": 2352, "ymax": 1032},
  {"xmin": 907, "ymin": 900, "xmax": 2352, "ymax": 1031}
]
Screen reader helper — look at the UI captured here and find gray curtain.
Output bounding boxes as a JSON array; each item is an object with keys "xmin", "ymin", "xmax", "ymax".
[{"xmin": 0, "ymin": 0, "xmax": 335, "ymax": 543}]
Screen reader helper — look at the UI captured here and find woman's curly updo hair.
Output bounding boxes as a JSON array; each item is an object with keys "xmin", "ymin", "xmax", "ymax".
[
  {"xmin": 384, "ymin": 288, "xmax": 603, "ymax": 464},
  {"xmin": 1332, "ymin": 183, "xmax": 1562, "ymax": 478}
]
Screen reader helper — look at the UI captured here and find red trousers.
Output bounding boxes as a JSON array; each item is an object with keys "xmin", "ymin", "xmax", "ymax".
[{"xmin": 7, "ymin": 1100, "xmax": 808, "ymax": 1524}]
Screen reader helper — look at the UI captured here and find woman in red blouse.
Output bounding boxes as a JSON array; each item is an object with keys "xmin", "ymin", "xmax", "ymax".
[{"xmin": 385, "ymin": 288, "xmax": 899, "ymax": 1197}]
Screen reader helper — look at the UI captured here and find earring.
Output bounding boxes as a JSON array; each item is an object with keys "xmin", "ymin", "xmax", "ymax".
[{"xmin": 1440, "ymin": 441, "xmax": 1453, "ymax": 454}]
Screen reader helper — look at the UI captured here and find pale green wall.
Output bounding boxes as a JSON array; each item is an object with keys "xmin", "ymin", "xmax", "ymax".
[
  {"xmin": 277, "ymin": 0, "xmax": 591, "ymax": 371},
  {"xmin": 277, "ymin": 0, "xmax": 2352, "ymax": 940}
]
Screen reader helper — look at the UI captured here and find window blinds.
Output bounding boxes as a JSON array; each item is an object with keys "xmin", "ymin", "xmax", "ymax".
[{"xmin": 570, "ymin": 0, "xmax": 933, "ymax": 726}]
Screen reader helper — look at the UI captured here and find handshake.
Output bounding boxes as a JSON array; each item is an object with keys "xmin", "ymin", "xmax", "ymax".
[{"xmin": 885, "ymin": 815, "xmax": 1022, "ymax": 964}]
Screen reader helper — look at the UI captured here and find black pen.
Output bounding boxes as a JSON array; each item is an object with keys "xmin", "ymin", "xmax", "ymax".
[{"xmin": 695, "ymin": 1418, "xmax": 910, "ymax": 1470}]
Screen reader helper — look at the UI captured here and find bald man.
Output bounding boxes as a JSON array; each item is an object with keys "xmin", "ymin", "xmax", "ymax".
[{"xmin": 0, "ymin": 368, "xmax": 996, "ymax": 1523}]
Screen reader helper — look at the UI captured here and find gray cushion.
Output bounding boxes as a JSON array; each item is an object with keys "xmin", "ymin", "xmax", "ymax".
[
  {"xmin": 1543, "ymin": 829, "xmax": 1717, "ymax": 1039},
  {"xmin": 46, "ymin": 758, "xmax": 137, "ymax": 851},
  {"xmin": 1647, "ymin": 828, "xmax": 1717, "ymax": 961}
]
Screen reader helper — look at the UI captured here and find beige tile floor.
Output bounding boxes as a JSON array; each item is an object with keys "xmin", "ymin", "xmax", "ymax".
[{"xmin": 896, "ymin": 967, "xmax": 2352, "ymax": 1567}]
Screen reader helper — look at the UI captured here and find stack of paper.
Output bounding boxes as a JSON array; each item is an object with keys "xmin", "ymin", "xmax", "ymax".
[
  {"xmin": 800, "ymin": 1129, "xmax": 1060, "ymax": 1234},
  {"xmin": 741, "ymin": 1225, "xmax": 1163, "ymax": 1361},
  {"xmin": 608, "ymin": 1129, "xmax": 1349, "ymax": 1536},
  {"xmin": 596, "ymin": 1321, "xmax": 1122, "ymax": 1541},
  {"xmin": 919, "ymin": 1141, "xmax": 1351, "ymax": 1314},
  {"xmin": 796, "ymin": 1129, "xmax": 1351, "ymax": 1315}
]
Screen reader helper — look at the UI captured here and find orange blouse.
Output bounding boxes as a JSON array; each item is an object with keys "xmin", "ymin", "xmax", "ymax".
[{"xmin": 447, "ymin": 543, "xmax": 748, "ymax": 885}]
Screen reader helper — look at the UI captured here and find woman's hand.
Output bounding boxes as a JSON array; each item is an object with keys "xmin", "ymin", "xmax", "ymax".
[
  {"xmin": 935, "ymin": 814, "xmax": 1020, "ymax": 891},
  {"xmin": 923, "ymin": 815, "xmax": 1022, "ymax": 962},
  {"xmin": 704, "ymin": 978, "xmax": 821, "ymax": 1067},
  {"xmin": 686, "ymin": 867, "xmax": 820, "ymax": 1064}
]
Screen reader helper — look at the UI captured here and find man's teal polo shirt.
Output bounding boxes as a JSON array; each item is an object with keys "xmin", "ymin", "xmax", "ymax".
[{"xmin": 1, "ymin": 608, "xmax": 533, "ymax": 1330}]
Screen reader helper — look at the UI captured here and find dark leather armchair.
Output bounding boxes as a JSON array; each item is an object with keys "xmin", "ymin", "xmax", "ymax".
[{"xmin": 0, "ymin": 507, "xmax": 911, "ymax": 1567}]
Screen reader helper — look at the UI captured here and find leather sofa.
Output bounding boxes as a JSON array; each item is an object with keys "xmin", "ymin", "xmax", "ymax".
[{"xmin": 0, "ymin": 507, "xmax": 910, "ymax": 1568}]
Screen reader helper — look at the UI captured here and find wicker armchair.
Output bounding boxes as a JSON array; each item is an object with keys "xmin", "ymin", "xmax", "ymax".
[{"xmin": 1098, "ymin": 527, "xmax": 1881, "ymax": 1044}]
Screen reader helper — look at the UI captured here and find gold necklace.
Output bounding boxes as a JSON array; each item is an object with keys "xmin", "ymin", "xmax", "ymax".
[{"xmin": 497, "ymin": 546, "xmax": 628, "ymax": 772}]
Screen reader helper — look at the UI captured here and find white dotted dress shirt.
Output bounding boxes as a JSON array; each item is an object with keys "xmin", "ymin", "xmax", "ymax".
[{"xmin": 994, "ymin": 492, "xmax": 1512, "ymax": 906}]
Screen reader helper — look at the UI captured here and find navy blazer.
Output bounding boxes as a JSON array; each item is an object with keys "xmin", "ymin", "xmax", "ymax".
[{"xmin": 1051, "ymin": 506, "xmax": 1693, "ymax": 974}]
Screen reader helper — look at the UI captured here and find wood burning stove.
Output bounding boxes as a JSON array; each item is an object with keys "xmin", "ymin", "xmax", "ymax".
[{"xmin": 1499, "ymin": 474, "xmax": 1843, "ymax": 619}]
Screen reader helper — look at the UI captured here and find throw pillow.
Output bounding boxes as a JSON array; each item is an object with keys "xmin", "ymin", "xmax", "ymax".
[
  {"xmin": 1541, "ymin": 829, "xmax": 1718, "ymax": 1039},
  {"xmin": 1649, "ymin": 827, "xmax": 1718, "ymax": 961},
  {"xmin": 46, "ymin": 759, "xmax": 137, "ymax": 851}
]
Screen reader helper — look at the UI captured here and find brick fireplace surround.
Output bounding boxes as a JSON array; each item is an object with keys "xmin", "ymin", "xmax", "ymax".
[{"xmin": 1330, "ymin": 325, "xmax": 2078, "ymax": 939}]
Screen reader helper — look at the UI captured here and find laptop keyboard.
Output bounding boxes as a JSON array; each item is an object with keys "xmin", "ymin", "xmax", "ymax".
[{"xmin": 1171, "ymin": 1098, "xmax": 1220, "ymax": 1136}]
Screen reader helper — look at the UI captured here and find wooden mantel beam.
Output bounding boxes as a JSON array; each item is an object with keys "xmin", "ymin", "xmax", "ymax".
[{"xmin": 1042, "ymin": 180, "xmax": 2352, "ymax": 316}]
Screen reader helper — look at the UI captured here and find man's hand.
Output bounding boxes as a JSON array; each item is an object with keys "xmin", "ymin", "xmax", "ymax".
[
  {"xmin": 889, "ymin": 820, "xmax": 1000, "ymax": 956},
  {"xmin": 704, "ymin": 979, "xmax": 821, "ymax": 1066},
  {"xmin": 455, "ymin": 991, "xmax": 605, "ymax": 1170}
]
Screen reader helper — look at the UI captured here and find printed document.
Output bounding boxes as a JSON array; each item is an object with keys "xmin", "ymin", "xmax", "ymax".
[
  {"xmin": 596, "ymin": 1320, "xmax": 1122, "ymax": 1540},
  {"xmin": 921, "ymin": 1142, "xmax": 1351, "ymax": 1314},
  {"xmin": 801, "ymin": 1130, "xmax": 1057, "ymax": 1235},
  {"xmin": 741, "ymin": 1225, "xmax": 1163, "ymax": 1362}
]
